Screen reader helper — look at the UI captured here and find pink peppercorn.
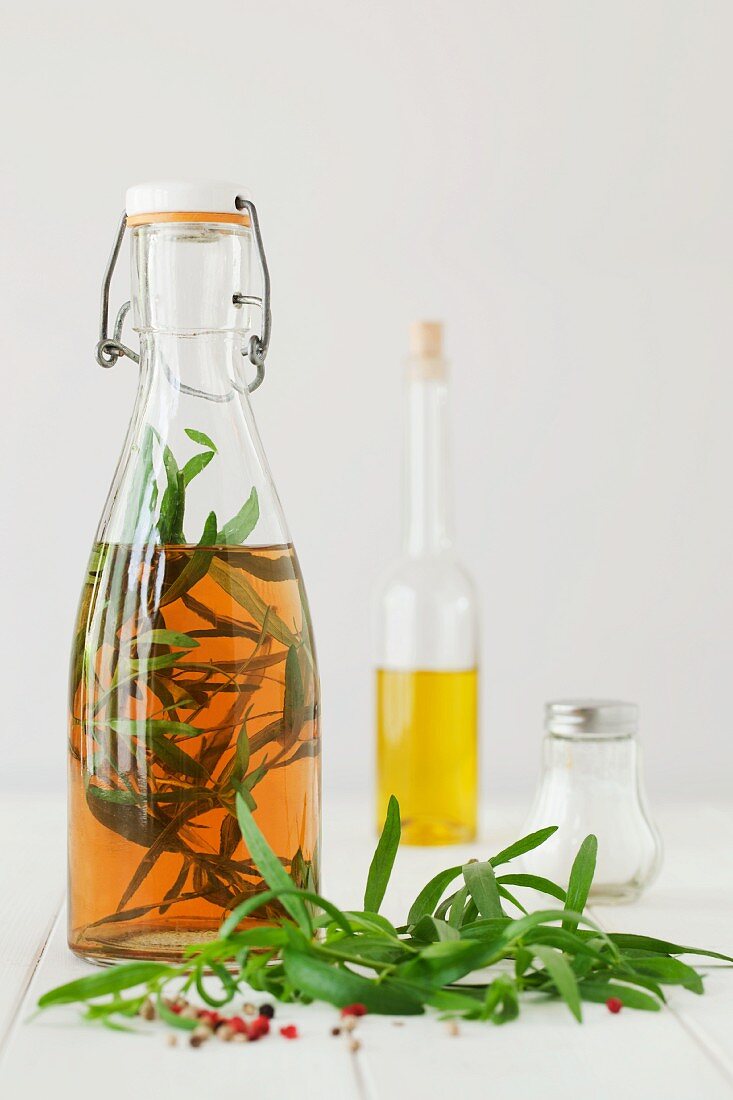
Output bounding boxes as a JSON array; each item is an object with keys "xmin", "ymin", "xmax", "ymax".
[
  {"xmin": 249, "ymin": 1016, "xmax": 270, "ymax": 1039},
  {"xmin": 280, "ymin": 1025, "xmax": 299, "ymax": 1039},
  {"xmin": 229, "ymin": 1016, "xmax": 248, "ymax": 1034},
  {"xmin": 198, "ymin": 1010, "xmax": 220, "ymax": 1026},
  {"xmin": 606, "ymin": 997, "xmax": 623, "ymax": 1014},
  {"xmin": 340, "ymin": 1003, "xmax": 368, "ymax": 1018}
]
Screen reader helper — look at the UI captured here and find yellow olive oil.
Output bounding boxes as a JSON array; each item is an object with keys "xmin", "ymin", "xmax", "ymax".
[{"xmin": 376, "ymin": 668, "xmax": 477, "ymax": 845}]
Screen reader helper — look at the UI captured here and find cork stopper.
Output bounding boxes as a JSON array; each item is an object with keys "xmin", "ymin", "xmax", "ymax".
[
  {"xmin": 409, "ymin": 321, "xmax": 443, "ymax": 358},
  {"xmin": 408, "ymin": 321, "xmax": 447, "ymax": 379}
]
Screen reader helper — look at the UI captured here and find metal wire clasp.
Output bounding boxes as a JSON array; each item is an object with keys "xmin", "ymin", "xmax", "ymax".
[
  {"xmin": 233, "ymin": 197, "xmax": 271, "ymax": 394},
  {"xmin": 96, "ymin": 213, "xmax": 139, "ymax": 369},
  {"xmin": 95, "ymin": 198, "xmax": 272, "ymax": 394}
]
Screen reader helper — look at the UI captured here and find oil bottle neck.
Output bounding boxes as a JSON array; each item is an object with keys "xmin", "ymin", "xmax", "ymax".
[{"xmin": 404, "ymin": 371, "xmax": 453, "ymax": 557}]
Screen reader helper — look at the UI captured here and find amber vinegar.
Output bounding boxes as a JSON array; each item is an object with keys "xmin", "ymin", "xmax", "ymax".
[{"xmin": 69, "ymin": 541, "xmax": 319, "ymax": 962}]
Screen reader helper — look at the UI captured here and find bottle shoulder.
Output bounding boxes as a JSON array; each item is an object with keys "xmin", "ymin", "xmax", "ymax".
[
  {"xmin": 375, "ymin": 554, "xmax": 477, "ymax": 601},
  {"xmin": 373, "ymin": 553, "xmax": 478, "ymax": 665}
]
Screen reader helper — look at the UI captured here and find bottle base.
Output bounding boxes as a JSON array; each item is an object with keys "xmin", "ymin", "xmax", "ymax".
[
  {"xmin": 589, "ymin": 882, "xmax": 644, "ymax": 905},
  {"xmin": 397, "ymin": 815, "xmax": 476, "ymax": 847},
  {"xmin": 69, "ymin": 917, "xmax": 223, "ymax": 966}
]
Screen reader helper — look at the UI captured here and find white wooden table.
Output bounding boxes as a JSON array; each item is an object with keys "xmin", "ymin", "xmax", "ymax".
[{"xmin": 1, "ymin": 795, "xmax": 731, "ymax": 1099}]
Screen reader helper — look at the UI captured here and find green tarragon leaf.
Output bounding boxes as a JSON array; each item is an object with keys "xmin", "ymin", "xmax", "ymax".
[
  {"xmin": 448, "ymin": 885, "xmax": 469, "ymax": 929},
  {"xmin": 282, "ymin": 949, "xmax": 424, "ymax": 1015},
  {"xmin": 579, "ymin": 980, "xmax": 662, "ymax": 1012},
  {"xmin": 532, "ymin": 944, "xmax": 582, "ymax": 1021},
  {"xmin": 364, "ymin": 795, "xmax": 401, "ymax": 914},
  {"xmin": 628, "ymin": 956, "xmax": 704, "ymax": 994},
  {"xmin": 159, "ymin": 511, "xmax": 217, "ymax": 607},
  {"xmin": 490, "ymin": 826, "xmax": 558, "ymax": 868},
  {"xmin": 282, "ymin": 646, "xmax": 305, "ymax": 746},
  {"xmin": 135, "ymin": 629, "xmax": 199, "ymax": 649},
  {"xmin": 463, "ymin": 860, "xmax": 503, "ymax": 919},
  {"xmin": 148, "ymin": 733, "xmax": 209, "ymax": 780},
  {"xmin": 496, "ymin": 873, "xmax": 566, "ymax": 903},
  {"xmin": 407, "ymin": 866, "xmax": 463, "ymax": 927},
  {"xmin": 38, "ymin": 964, "xmax": 174, "ymax": 1007},
  {"xmin": 217, "ymin": 487, "xmax": 259, "ymax": 545},
  {"xmin": 563, "ymin": 835, "xmax": 598, "ymax": 931},
  {"xmin": 181, "ymin": 449, "xmax": 215, "ymax": 487},
  {"xmin": 107, "ymin": 718, "xmax": 202, "ymax": 740},
  {"xmin": 157, "ymin": 440, "xmax": 182, "ymax": 543},
  {"xmin": 234, "ymin": 712, "xmax": 251, "ymax": 779},
  {"xmin": 208, "ymin": 557, "xmax": 297, "ymax": 647},
  {"xmin": 236, "ymin": 793, "xmax": 310, "ymax": 930},
  {"xmin": 480, "ymin": 975, "xmax": 520, "ymax": 1024},
  {"xmin": 156, "ymin": 996, "xmax": 199, "ymax": 1031},
  {"xmin": 411, "ymin": 915, "xmax": 461, "ymax": 943},
  {"xmin": 606, "ymin": 934, "xmax": 733, "ymax": 964},
  {"xmin": 184, "ymin": 428, "xmax": 217, "ymax": 452}
]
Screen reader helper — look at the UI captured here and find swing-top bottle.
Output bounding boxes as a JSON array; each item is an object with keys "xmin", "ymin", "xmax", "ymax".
[{"xmin": 68, "ymin": 181, "xmax": 320, "ymax": 963}]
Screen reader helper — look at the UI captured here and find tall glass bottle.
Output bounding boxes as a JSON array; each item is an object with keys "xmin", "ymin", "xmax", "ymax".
[
  {"xmin": 374, "ymin": 323, "xmax": 478, "ymax": 844},
  {"xmin": 69, "ymin": 182, "xmax": 320, "ymax": 963}
]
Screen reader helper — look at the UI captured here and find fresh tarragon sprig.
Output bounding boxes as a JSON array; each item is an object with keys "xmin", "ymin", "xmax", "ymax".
[{"xmin": 39, "ymin": 797, "xmax": 732, "ymax": 1029}]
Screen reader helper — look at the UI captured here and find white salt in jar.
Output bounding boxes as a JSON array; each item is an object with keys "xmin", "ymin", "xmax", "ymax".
[{"xmin": 522, "ymin": 700, "xmax": 662, "ymax": 903}]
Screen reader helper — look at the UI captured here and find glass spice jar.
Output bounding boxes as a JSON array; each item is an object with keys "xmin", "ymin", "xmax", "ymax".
[{"xmin": 522, "ymin": 700, "xmax": 662, "ymax": 903}]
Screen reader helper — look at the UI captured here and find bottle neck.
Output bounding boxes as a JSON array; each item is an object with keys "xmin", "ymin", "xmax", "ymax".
[
  {"xmin": 131, "ymin": 220, "xmax": 255, "ymax": 336},
  {"xmin": 139, "ymin": 331, "xmax": 249, "ymax": 403},
  {"xmin": 96, "ymin": 219, "xmax": 289, "ymax": 550},
  {"xmin": 130, "ymin": 219, "xmax": 258, "ymax": 400},
  {"xmin": 403, "ymin": 373, "xmax": 452, "ymax": 556}
]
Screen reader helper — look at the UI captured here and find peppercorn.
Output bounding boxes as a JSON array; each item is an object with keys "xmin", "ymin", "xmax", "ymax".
[
  {"xmin": 341, "ymin": 1003, "xmax": 367, "ymax": 1018},
  {"xmin": 606, "ymin": 997, "xmax": 623, "ymax": 1014},
  {"xmin": 331, "ymin": 1027, "xmax": 341, "ymax": 1037},
  {"xmin": 259, "ymin": 1003, "xmax": 275, "ymax": 1019},
  {"xmin": 280, "ymin": 1025, "xmax": 298, "ymax": 1039},
  {"xmin": 189, "ymin": 1025, "xmax": 212, "ymax": 1048},
  {"xmin": 249, "ymin": 1015, "xmax": 270, "ymax": 1039}
]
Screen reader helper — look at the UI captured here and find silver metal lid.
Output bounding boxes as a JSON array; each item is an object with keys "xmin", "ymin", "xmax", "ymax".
[{"xmin": 545, "ymin": 699, "xmax": 638, "ymax": 737}]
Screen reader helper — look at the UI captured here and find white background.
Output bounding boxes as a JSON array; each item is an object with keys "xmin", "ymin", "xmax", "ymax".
[{"xmin": 1, "ymin": 0, "xmax": 731, "ymax": 805}]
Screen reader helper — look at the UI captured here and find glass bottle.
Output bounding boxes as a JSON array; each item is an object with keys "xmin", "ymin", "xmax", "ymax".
[
  {"xmin": 522, "ymin": 700, "xmax": 662, "ymax": 902},
  {"xmin": 68, "ymin": 182, "xmax": 320, "ymax": 963},
  {"xmin": 374, "ymin": 322, "xmax": 478, "ymax": 845}
]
